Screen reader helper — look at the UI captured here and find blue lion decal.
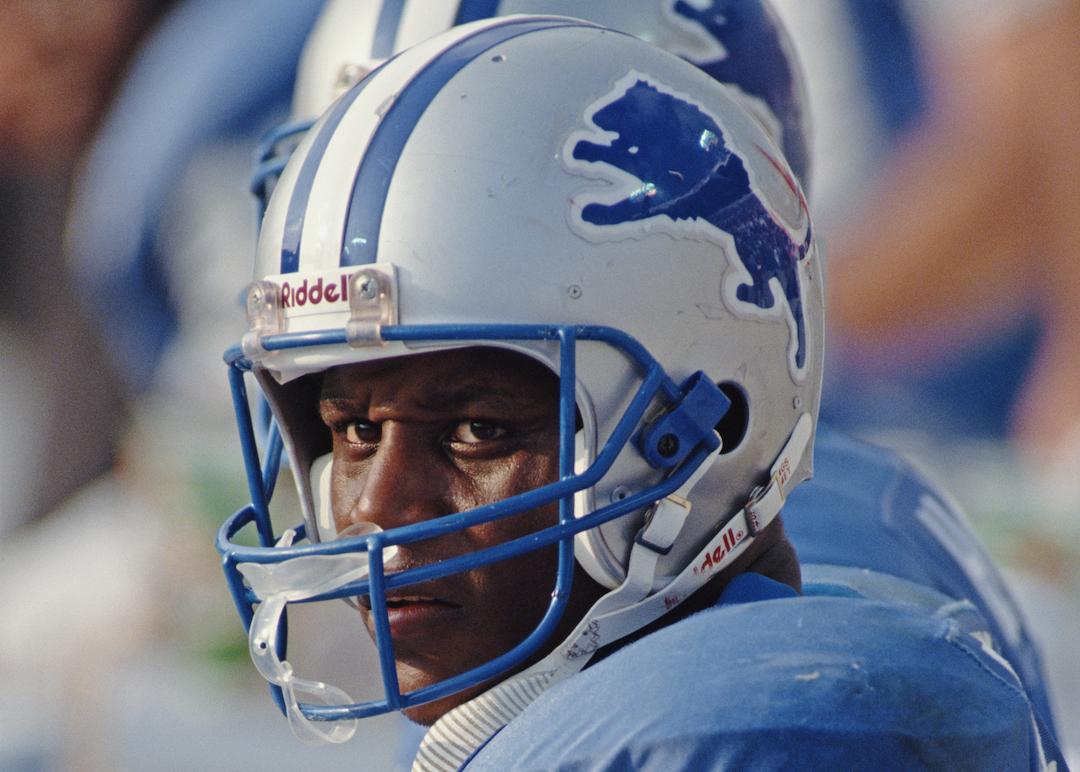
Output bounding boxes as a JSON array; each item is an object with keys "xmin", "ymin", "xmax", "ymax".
[
  {"xmin": 571, "ymin": 79, "xmax": 811, "ymax": 369},
  {"xmin": 670, "ymin": 0, "xmax": 808, "ymax": 182}
]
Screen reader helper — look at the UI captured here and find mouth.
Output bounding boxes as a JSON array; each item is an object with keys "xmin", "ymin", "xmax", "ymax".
[
  {"xmin": 355, "ymin": 593, "xmax": 464, "ymax": 639},
  {"xmin": 356, "ymin": 594, "xmax": 459, "ymax": 610},
  {"xmin": 388, "ymin": 595, "xmax": 454, "ymax": 608}
]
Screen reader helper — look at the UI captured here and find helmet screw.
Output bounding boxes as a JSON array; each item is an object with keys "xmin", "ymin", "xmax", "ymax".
[
  {"xmin": 335, "ymin": 62, "xmax": 369, "ymax": 91},
  {"xmin": 357, "ymin": 276, "xmax": 378, "ymax": 299},
  {"xmin": 657, "ymin": 433, "xmax": 680, "ymax": 458},
  {"xmin": 793, "ymin": 396, "xmax": 803, "ymax": 409},
  {"xmin": 567, "ymin": 284, "xmax": 582, "ymax": 299},
  {"xmin": 610, "ymin": 485, "xmax": 631, "ymax": 503}
]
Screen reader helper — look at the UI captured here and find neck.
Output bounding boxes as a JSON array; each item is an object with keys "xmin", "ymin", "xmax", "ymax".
[
  {"xmin": 591, "ymin": 517, "xmax": 799, "ymax": 661},
  {"xmin": 742, "ymin": 517, "xmax": 801, "ymax": 592},
  {"xmin": 689, "ymin": 516, "xmax": 801, "ymax": 606}
]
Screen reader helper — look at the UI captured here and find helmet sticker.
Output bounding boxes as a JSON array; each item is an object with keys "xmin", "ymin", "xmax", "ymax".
[
  {"xmin": 563, "ymin": 72, "xmax": 812, "ymax": 377},
  {"xmin": 664, "ymin": 0, "xmax": 808, "ymax": 181}
]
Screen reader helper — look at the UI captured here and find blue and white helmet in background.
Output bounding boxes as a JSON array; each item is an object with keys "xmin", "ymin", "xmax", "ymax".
[
  {"xmin": 222, "ymin": 15, "xmax": 822, "ymax": 744},
  {"xmin": 252, "ymin": 0, "xmax": 811, "ymax": 216}
]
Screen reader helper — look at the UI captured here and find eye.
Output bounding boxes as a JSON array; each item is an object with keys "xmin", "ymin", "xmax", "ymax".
[
  {"xmin": 448, "ymin": 420, "xmax": 506, "ymax": 444},
  {"xmin": 343, "ymin": 419, "xmax": 380, "ymax": 445}
]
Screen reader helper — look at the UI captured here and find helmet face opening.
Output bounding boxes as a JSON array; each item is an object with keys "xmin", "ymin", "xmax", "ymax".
[
  {"xmin": 220, "ymin": 320, "xmax": 730, "ymax": 733},
  {"xmin": 220, "ymin": 13, "xmax": 822, "ymax": 742}
]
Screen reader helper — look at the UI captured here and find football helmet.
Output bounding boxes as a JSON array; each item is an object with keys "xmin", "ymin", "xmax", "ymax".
[
  {"xmin": 220, "ymin": 15, "xmax": 822, "ymax": 752},
  {"xmin": 252, "ymin": 0, "xmax": 811, "ymax": 221}
]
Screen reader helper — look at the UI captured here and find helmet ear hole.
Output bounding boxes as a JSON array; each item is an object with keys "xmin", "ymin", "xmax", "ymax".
[{"xmin": 715, "ymin": 382, "xmax": 749, "ymax": 455}]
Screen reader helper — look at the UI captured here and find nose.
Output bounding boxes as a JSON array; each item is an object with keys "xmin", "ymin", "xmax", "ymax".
[{"xmin": 335, "ymin": 423, "xmax": 451, "ymax": 536}]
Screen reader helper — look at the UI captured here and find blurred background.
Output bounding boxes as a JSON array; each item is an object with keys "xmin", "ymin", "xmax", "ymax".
[{"xmin": 1, "ymin": 0, "xmax": 1076, "ymax": 769}]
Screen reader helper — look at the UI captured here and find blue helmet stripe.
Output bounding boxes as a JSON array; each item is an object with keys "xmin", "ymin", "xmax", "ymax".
[
  {"xmin": 279, "ymin": 73, "xmax": 382, "ymax": 274},
  {"xmin": 372, "ymin": 0, "xmax": 406, "ymax": 59},
  {"xmin": 340, "ymin": 17, "xmax": 591, "ymax": 267},
  {"xmin": 454, "ymin": 0, "xmax": 501, "ymax": 25}
]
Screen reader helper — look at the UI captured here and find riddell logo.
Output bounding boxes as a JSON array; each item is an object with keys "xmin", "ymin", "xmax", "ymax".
[
  {"xmin": 692, "ymin": 526, "xmax": 745, "ymax": 576},
  {"xmin": 280, "ymin": 274, "xmax": 352, "ymax": 310}
]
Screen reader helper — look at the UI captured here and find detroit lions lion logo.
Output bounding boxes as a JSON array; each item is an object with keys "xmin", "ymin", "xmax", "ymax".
[
  {"xmin": 563, "ymin": 73, "xmax": 812, "ymax": 374},
  {"xmin": 663, "ymin": 0, "xmax": 809, "ymax": 183}
]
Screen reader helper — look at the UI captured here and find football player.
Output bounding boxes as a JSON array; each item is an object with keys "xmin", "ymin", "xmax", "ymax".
[
  {"xmin": 218, "ymin": 15, "xmax": 1067, "ymax": 770},
  {"xmin": 245, "ymin": 0, "xmax": 1063, "ymax": 737}
]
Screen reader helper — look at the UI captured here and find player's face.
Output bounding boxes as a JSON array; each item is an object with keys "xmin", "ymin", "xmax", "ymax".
[{"xmin": 319, "ymin": 347, "xmax": 582, "ymax": 724}]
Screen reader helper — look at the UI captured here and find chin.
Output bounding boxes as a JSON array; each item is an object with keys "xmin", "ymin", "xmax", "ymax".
[{"xmin": 402, "ymin": 681, "xmax": 490, "ymax": 726}]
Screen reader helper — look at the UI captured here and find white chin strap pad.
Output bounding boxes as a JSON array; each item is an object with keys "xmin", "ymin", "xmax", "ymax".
[{"xmin": 310, "ymin": 452, "xmax": 336, "ymax": 541}]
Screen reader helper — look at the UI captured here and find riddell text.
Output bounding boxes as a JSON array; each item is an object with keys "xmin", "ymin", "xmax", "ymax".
[
  {"xmin": 692, "ymin": 526, "xmax": 745, "ymax": 575},
  {"xmin": 280, "ymin": 274, "xmax": 351, "ymax": 308}
]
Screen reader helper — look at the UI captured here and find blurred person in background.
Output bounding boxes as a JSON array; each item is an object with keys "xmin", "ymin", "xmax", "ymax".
[
  {"xmin": 0, "ymin": 0, "xmax": 169, "ymax": 537},
  {"xmin": 1, "ymin": 2, "xmax": 418, "ymax": 769},
  {"xmin": 0, "ymin": 3, "xmax": 174, "ymax": 767},
  {"xmin": 827, "ymin": 0, "xmax": 1080, "ymax": 480}
]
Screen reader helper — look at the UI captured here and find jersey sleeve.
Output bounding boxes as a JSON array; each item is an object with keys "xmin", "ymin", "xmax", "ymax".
[
  {"xmin": 785, "ymin": 424, "xmax": 1055, "ymax": 730},
  {"xmin": 468, "ymin": 587, "xmax": 1066, "ymax": 771}
]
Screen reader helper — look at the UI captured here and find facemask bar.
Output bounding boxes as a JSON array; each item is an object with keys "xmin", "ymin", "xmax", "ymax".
[
  {"xmin": 249, "ymin": 117, "xmax": 312, "ymax": 444},
  {"xmin": 218, "ymin": 322, "xmax": 727, "ymax": 728},
  {"xmin": 261, "ymin": 416, "xmax": 284, "ymax": 500},
  {"xmin": 250, "ymin": 118, "xmax": 316, "ymax": 230}
]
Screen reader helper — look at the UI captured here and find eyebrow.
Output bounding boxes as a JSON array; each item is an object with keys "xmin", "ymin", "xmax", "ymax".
[{"xmin": 320, "ymin": 382, "xmax": 556, "ymax": 415}]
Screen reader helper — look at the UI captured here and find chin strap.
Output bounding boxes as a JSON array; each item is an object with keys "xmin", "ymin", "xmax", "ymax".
[{"xmin": 414, "ymin": 413, "xmax": 813, "ymax": 771}]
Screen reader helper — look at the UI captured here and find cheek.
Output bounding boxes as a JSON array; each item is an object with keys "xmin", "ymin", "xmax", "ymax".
[
  {"xmin": 458, "ymin": 453, "xmax": 562, "ymax": 609},
  {"xmin": 329, "ymin": 459, "xmax": 354, "ymax": 522},
  {"xmin": 466, "ymin": 519, "xmax": 562, "ymax": 639},
  {"xmin": 458, "ymin": 449, "xmax": 559, "ymax": 510},
  {"xmin": 328, "ymin": 454, "xmax": 379, "ymax": 531},
  {"xmin": 457, "ymin": 449, "xmax": 561, "ymax": 552}
]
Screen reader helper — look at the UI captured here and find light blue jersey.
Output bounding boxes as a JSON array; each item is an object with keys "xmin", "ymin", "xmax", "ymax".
[
  {"xmin": 786, "ymin": 424, "xmax": 1054, "ymax": 727},
  {"xmin": 468, "ymin": 572, "xmax": 1067, "ymax": 771}
]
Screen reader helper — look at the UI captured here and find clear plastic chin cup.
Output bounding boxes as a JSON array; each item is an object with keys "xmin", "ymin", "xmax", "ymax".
[{"xmin": 237, "ymin": 523, "xmax": 394, "ymax": 744}]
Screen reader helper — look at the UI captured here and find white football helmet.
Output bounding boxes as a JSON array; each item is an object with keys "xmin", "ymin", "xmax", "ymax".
[
  {"xmin": 252, "ymin": 0, "xmax": 811, "ymax": 218},
  {"xmin": 221, "ymin": 14, "xmax": 822, "ymax": 746}
]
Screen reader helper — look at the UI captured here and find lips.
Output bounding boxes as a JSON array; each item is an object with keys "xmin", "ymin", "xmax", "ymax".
[
  {"xmin": 356, "ymin": 593, "xmax": 457, "ymax": 609},
  {"xmin": 357, "ymin": 592, "xmax": 463, "ymax": 640},
  {"xmin": 387, "ymin": 595, "xmax": 443, "ymax": 607}
]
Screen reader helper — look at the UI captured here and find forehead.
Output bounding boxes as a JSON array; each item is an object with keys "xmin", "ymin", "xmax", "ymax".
[{"xmin": 319, "ymin": 347, "xmax": 558, "ymax": 404}]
